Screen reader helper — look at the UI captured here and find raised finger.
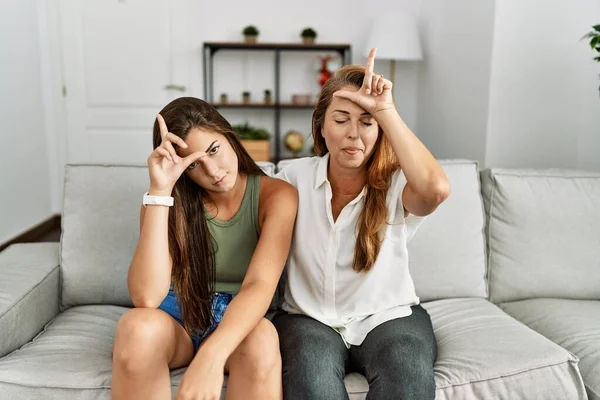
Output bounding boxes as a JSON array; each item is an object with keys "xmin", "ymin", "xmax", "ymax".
[
  {"xmin": 162, "ymin": 140, "xmax": 180, "ymax": 164},
  {"xmin": 156, "ymin": 113, "xmax": 169, "ymax": 140},
  {"xmin": 365, "ymin": 47, "xmax": 377, "ymax": 74}
]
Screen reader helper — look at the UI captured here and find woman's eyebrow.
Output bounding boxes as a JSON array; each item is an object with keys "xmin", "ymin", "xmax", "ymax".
[
  {"xmin": 205, "ymin": 140, "xmax": 218, "ymax": 152},
  {"xmin": 332, "ymin": 109, "xmax": 372, "ymax": 117}
]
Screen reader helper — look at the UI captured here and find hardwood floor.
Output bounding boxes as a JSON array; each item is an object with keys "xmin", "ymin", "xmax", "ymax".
[
  {"xmin": 37, "ymin": 227, "xmax": 61, "ymax": 242},
  {"xmin": 0, "ymin": 215, "xmax": 61, "ymax": 252}
]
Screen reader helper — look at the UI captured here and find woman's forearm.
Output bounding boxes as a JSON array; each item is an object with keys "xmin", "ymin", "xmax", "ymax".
[
  {"xmin": 127, "ymin": 204, "xmax": 173, "ymax": 308},
  {"xmin": 197, "ymin": 281, "xmax": 274, "ymax": 364},
  {"xmin": 376, "ymin": 109, "xmax": 449, "ymax": 198}
]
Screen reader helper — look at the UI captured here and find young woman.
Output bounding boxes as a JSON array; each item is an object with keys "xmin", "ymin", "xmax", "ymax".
[
  {"xmin": 274, "ymin": 49, "xmax": 450, "ymax": 400},
  {"xmin": 111, "ymin": 97, "xmax": 298, "ymax": 400}
]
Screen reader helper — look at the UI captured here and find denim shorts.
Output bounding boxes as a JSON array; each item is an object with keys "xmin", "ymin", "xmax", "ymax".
[{"xmin": 158, "ymin": 286, "xmax": 234, "ymax": 352}]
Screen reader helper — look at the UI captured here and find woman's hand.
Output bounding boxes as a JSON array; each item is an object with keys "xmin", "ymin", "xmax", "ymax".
[
  {"xmin": 174, "ymin": 347, "xmax": 225, "ymax": 400},
  {"xmin": 333, "ymin": 47, "xmax": 396, "ymax": 117},
  {"xmin": 147, "ymin": 114, "xmax": 203, "ymax": 194}
]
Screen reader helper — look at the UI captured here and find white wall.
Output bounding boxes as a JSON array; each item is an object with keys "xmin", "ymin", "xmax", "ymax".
[
  {"xmin": 416, "ymin": 0, "xmax": 496, "ymax": 162},
  {"xmin": 486, "ymin": 0, "xmax": 600, "ymax": 170},
  {"xmin": 0, "ymin": 0, "xmax": 55, "ymax": 243}
]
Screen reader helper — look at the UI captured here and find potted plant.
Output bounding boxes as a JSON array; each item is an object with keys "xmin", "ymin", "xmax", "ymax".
[
  {"xmin": 301, "ymin": 28, "xmax": 317, "ymax": 45},
  {"xmin": 242, "ymin": 91, "xmax": 251, "ymax": 104},
  {"xmin": 242, "ymin": 25, "xmax": 259, "ymax": 43},
  {"xmin": 264, "ymin": 89, "xmax": 272, "ymax": 104},
  {"xmin": 582, "ymin": 24, "xmax": 600, "ymax": 94},
  {"xmin": 232, "ymin": 122, "xmax": 271, "ymax": 161},
  {"xmin": 219, "ymin": 93, "xmax": 228, "ymax": 104}
]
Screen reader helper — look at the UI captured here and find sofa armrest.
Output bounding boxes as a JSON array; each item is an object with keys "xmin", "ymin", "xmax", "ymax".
[{"xmin": 0, "ymin": 242, "xmax": 60, "ymax": 358}]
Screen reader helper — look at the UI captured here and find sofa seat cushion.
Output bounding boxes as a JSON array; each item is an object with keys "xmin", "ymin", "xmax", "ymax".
[
  {"xmin": 0, "ymin": 305, "xmax": 367, "ymax": 399},
  {"xmin": 424, "ymin": 298, "xmax": 587, "ymax": 399},
  {"xmin": 0, "ymin": 300, "xmax": 588, "ymax": 399},
  {"xmin": 501, "ymin": 299, "xmax": 600, "ymax": 400}
]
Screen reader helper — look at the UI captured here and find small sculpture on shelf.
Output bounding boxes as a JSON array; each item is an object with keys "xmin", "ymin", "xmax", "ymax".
[
  {"xmin": 318, "ymin": 55, "xmax": 334, "ymax": 88},
  {"xmin": 219, "ymin": 93, "xmax": 228, "ymax": 104},
  {"xmin": 284, "ymin": 130, "xmax": 305, "ymax": 158},
  {"xmin": 301, "ymin": 28, "xmax": 317, "ymax": 45},
  {"xmin": 242, "ymin": 25, "xmax": 259, "ymax": 43},
  {"xmin": 242, "ymin": 91, "xmax": 251, "ymax": 104},
  {"xmin": 264, "ymin": 89, "xmax": 272, "ymax": 104}
]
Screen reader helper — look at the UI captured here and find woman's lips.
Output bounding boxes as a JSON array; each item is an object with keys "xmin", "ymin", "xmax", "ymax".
[{"xmin": 343, "ymin": 147, "xmax": 362, "ymax": 155}]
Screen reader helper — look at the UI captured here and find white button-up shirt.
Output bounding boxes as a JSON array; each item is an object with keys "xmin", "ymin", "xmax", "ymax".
[{"xmin": 276, "ymin": 154, "xmax": 425, "ymax": 347}]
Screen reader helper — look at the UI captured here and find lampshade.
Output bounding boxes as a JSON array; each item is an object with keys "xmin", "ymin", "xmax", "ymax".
[{"xmin": 363, "ymin": 12, "xmax": 423, "ymax": 61}]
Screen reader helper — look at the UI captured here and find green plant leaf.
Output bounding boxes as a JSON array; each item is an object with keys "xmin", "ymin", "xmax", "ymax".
[
  {"xmin": 593, "ymin": 24, "xmax": 600, "ymax": 32},
  {"xmin": 594, "ymin": 56, "xmax": 600, "ymax": 62},
  {"xmin": 591, "ymin": 36, "xmax": 600, "ymax": 49}
]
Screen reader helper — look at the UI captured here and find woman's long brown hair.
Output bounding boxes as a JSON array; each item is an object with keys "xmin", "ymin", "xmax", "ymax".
[
  {"xmin": 312, "ymin": 66, "xmax": 399, "ymax": 273},
  {"xmin": 153, "ymin": 97, "xmax": 264, "ymax": 335}
]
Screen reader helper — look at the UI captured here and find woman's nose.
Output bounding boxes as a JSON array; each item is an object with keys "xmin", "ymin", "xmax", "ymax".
[
  {"xmin": 346, "ymin": 123, "xmax": 359, "ymax": 139},
  {"xmin": 201, "ymin": 159, "xmax": 219, "ymax": 176}
]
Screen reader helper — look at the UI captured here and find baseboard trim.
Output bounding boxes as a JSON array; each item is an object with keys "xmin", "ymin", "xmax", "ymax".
[{"xmin": 0, "ymin": 214, "xmax": 61, "ymax": 253}]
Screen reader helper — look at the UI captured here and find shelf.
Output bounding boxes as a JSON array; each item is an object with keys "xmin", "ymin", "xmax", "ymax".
[
  {"xmin": 212, "ymin": 102, "xmax": 316, "ymax": 109},
  {"xmin": 202, "ymin": 41, "xmax": 352, "ymax": 162},
  {"xmin": 204, "ymin": 42, "xmax": 351, "ymax": 53}
]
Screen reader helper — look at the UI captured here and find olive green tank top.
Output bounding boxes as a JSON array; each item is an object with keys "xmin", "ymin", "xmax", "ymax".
[{"xmin": 208, "ymin": 174, "xmax": 261, "ymax": 294}]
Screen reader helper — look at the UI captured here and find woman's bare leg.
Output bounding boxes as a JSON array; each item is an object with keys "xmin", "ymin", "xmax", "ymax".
[
  {"xmin": 111, "ymin": 308, "xmax": 194, "ymax": 400},
  {"xmin": 224, "ymin": 318, "xmax": 282, "ymax": 400}
]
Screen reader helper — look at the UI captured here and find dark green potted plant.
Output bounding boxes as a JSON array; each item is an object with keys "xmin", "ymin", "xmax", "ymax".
[
  {"xmin": 301, "ymin": 28, "xmax": 317, "ymax": 44},
  {"xmin": 264, "ymin": 89, "xmax": 272, "ymax": 104},
  {"xmin": 242, "ymin": 25, "xmax": 259, "ymax": 43},
  {"xmin": 582, "ymin": 24, "xmax": 600, "ymax": 94},
  {"xmin": 232, "ymin": 123, "xmax": 271, "ymax": 161},
  {"xmin": 219, "ymin": 93, "xmax": 228, "ymax": 104},
  {"xmin": 242, "ymin": 91, "xmax": 251, "ymax": 104}
]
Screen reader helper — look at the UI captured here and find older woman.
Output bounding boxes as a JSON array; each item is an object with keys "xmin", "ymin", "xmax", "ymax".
[{"xmin": 274, "ymin": 48, "xmax": 450, "ymax": 400}]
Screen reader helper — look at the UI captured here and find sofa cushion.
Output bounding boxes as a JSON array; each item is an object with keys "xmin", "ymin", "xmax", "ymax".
[
  {"xmin": 277, "ymin": 158, "xmax": 488, "ymax": 301},
  {"xmin": 61, "ymin": 163, "xmax": 277, "ymax": 309},
  {"xmin": 0, "ymin": 305, "xmax": 366, "ymax": 399},
  {"xmin": 0, "ymin": 243, "xmax": 60, "ymax": 358},
  {"xmin": 481, "ymin": 168, "xmax": 600, "ymax": 303},
  {"xmin": 0, "ymin": 300, "xmax": 586, "ymax": 399},
  {"xmin": 500, "ymin": 299, "xmax": 600, "ymax": 400},
  {"xmin": 424, "ymin": 297, "xmax": 586, "ymax": 399}
]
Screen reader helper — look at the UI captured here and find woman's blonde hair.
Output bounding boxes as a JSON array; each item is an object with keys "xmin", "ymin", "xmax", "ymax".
[{"xmin": 312, "ymin": 65, "xmax": 399, "ymax": 273}]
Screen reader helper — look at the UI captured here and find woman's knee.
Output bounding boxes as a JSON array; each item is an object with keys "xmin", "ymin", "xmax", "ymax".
[
  {"xmin": 112, "ymin": 308, "xmax": 174, "ymax": 373},
  {"xmin": 371, "ymin": 335, "xmax": 436, "ymax": 386},
  {"xmin": 230, "ymin": 318, "xmax": 281, "ymax": 379}
]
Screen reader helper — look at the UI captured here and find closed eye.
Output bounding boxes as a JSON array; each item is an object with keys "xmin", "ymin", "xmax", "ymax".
[{"xmin": 334, "ymin": 120, "xmax": 346, "ymax": 124}]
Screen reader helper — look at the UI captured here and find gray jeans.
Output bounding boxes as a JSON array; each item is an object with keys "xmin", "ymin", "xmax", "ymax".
[{"xmin": 272, "ymin": 305, "xmax": 437, "ymax": 400}]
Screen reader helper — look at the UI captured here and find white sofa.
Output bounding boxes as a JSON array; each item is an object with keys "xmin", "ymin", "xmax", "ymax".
[{"xmin": 0, "ymin": 159, "xmax": 598, "ymax": 399}]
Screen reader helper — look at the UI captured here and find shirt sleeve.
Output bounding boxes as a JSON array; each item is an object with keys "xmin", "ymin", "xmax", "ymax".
[{"xmin": 274, "ymin": 162, "xmax": 297, "ymax": 187}]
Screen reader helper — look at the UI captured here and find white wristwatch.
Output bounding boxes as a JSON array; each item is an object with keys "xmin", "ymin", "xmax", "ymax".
[{"xmin": 142, "ymin": 192, "xmax": 174, "ymax": 207}]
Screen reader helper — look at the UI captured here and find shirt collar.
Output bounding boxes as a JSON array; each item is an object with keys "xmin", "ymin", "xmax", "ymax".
[{"xmin": 314, "ymin": 153, "xmax": 330, "ymax": 189}]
